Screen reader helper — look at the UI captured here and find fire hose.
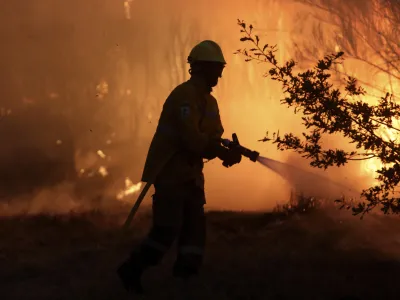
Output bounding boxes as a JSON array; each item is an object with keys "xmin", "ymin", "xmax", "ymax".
[
  {"xmin": 123, "ymin": 133, "xmax": 260, "ymax": 230},
  {"xmin": 122, "ymin": 181, "xmax": 152, "ymax": 231}
]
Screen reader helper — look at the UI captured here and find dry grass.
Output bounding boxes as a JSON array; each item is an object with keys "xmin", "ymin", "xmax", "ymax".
[{"xmin": 1, "ymin": 204, "xmax": 400, "ymax": 300}]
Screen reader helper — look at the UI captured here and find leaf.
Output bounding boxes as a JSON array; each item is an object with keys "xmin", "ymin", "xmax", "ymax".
[{"xmin": 240, "ymin": 37, "xmax": 253, "ymax": 42}]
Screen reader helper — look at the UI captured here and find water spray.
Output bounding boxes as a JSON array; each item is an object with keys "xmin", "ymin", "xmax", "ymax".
[
  {"xmin": 221, "ymin": 134, "xmax": 356, "ymax": 198},
  {"xmin": 256, "ymin": 155, "xmax": 355, "ymax": 195}
]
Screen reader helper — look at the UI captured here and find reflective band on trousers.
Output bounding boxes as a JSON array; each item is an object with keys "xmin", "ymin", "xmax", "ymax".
[
  {"xmin": 179, "ymin": 245, "xmax": 204, "ymax": 256},
  {"xmin": 144, "ymin": 238, "xmax": 169, "ymax": 252}
]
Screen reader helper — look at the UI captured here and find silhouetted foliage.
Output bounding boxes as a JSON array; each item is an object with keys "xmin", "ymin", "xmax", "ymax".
[
  {"xmin": 235, "ymin": 19, "xmax": 400, "ymax": 216},
  {"xmin": 274, "ymin": 191, "xmax": 322, "ymax": 215}
]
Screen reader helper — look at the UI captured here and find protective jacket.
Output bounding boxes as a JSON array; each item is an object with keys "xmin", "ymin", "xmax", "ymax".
[{"xmin": 141, "ymin": 76, "xmax": 224, "ymax": 188}]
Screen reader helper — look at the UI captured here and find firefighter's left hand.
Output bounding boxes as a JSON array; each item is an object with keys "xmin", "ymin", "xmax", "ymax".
[{"xmin": 222, "ymin": 146, "xmax": 242, "ymax": 167}]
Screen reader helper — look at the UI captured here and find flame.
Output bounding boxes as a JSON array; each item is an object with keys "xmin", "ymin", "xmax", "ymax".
[
  {"xmin": 97, "ymin": 150, "xmax": 106, "ymax": 159},
  {"xmin": 124, "ymin": 0, "xmax": 134, "ymax": 20},
  {"xmin": 361, "ymin": 121, "xmax": 399, "ymax": 180},
  {"xmin": 362, "ymin": 157, "xmax": 383, "ymax": 181},
  {"xmin": 96, "ymin": 80, "xmax": 109, "ymax": 99},
  {"xmin": 116, "ymin": 178, "xmax": 142, "ymax": 200},
  {"xmin": 98, "ymin": 166, "xmax": 108, "ymax": 177}
]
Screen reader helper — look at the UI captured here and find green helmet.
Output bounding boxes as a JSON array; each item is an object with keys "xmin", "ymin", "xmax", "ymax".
[{"xmin": 187, "ymin": 40, "xmax": 226, "ymax": 65}]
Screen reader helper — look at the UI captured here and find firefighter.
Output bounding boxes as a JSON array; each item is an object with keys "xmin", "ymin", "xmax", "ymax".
[{"xmin": 117, "ymin": 40, "xmax": 242, "ymax": 294}]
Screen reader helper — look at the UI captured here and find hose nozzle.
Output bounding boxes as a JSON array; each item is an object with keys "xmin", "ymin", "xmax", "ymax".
[{"xmin": 221, "ymin": 133, "xmax": 260, "ymax": 163}]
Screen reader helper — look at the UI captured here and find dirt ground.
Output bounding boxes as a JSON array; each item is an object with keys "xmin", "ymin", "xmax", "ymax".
[{"xmin": 1, "ymin": 206, "xmax": 400, "ymax": 300}]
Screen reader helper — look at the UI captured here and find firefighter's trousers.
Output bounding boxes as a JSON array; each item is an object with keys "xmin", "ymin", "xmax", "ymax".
[{"xmin": 129, "ymin": 180, "xmax": 206, "ymax": 278}]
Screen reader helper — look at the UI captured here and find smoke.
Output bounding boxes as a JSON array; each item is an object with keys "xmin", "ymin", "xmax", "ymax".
[
  {"xmin": 0, "ymin": 0, "xmax": 393, "ymax": 214},
  {"xmin": 0, "ymin": 183, "xmax": 81, "ymax": 217}
]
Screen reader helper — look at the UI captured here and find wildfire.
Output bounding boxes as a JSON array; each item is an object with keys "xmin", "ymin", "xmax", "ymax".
[
  {"xmin": 98, "ymin": 166, "xmax": 109, "ymax": 177},
  {"xmin": 95, "ymin": 80, "xmax": 109, "ymax": 99},
  {"xmin": 116, "ymin": 177, "xmax": 142, "ymax": 201},
  {"xmin": 361, "ymin": 122, "xmax": 399, "ymax": 180},
  {"xmin": 124, "ymin": 0, "xmax": 134, "ymax": 20},
  {"xmin": 97, "ymin": 150, "xmax": 106, "ymax": 159},
  {"xmin": 362, "ymin": 157, "xmax": 383, "ymax": 180}
]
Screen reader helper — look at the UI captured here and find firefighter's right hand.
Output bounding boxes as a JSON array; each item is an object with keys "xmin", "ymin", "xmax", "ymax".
[{"xmin": 222, "ymin": 147, "xmax": 242, "ymax": 168}]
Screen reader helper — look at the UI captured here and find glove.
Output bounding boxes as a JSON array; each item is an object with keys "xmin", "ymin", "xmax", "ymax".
[
  {"xmin": 220, "ymin": 146, "xmax": 242, "ymax": 168},
  {"xmin": 202, "ymin": 139, "xmax": 222, "ymax": 160}
]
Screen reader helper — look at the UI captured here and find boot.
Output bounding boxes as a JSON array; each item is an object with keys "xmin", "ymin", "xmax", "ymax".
[
  {"xmin": 174, "ymin": 277, "xmax": 191, "ymax": 300},
  {"xmin": 117, "ymin": 259, "xmax": 144, "ymax": 294},
  {"xmin": 173, "ymin": 264, "xmax": 200, "ymax": 300}
]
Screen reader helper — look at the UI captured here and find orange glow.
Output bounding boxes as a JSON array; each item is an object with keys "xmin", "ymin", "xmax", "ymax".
[
  {"xmin": 360, "ymin": 119, "xmax": 399, "ymax": 181},
  {"xmin": 2, "ymin": 0, "xmax": 399, "ymax": 215}
]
